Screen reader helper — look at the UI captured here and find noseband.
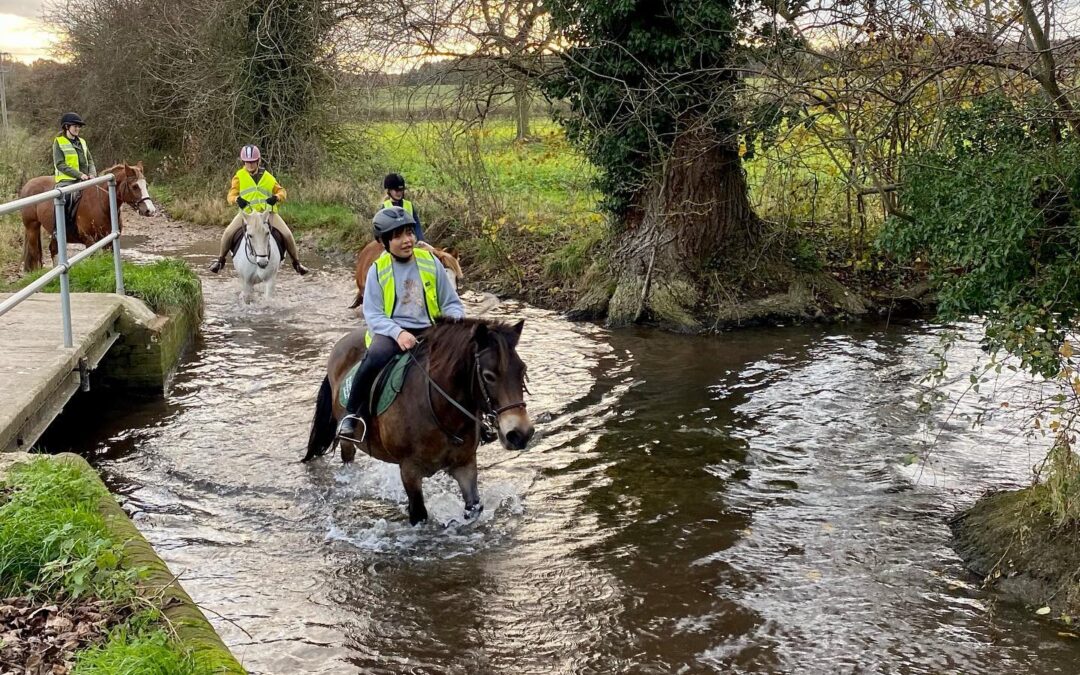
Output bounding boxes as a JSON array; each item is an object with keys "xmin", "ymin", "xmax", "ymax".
[
  {"xmin": 243, "ymin": 219, "xmax": 272, "ymax": 261},
  {"xmin": 118, "ymin": 176, "xmax": 154, "ymax": 209}
]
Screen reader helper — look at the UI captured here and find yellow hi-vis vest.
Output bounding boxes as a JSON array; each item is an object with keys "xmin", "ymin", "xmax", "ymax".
[
  {"xmin": 235, "ymin": 168, "xmax": 279, "ymax": 213},
  {"xmin": 54, "ymin": 136, "xmax": 89, "ymax": 183},
  {"xmin": 365, "ymin": 248, "xmax": 441, "ymax": 347},
  {"xmin": 383, "ymin": 198, "xmax": 413, "ymax": 217}
]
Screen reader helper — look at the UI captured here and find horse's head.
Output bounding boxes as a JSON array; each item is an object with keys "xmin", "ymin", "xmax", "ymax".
[
  {"xmin": 243, "ymin": 209, "xmax": 273, "ymax": 269},
  {"xmin": 473, "ymin": 319, "xmax": 534, "ymax": 450},
  {"xmin": 111, "ymin": 162, "xmax": 157, "ymax": 216}
]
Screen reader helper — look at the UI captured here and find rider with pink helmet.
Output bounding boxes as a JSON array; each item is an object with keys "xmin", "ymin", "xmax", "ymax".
[{"xmin": 209, "ymin": 144, "xmax": 309, "ymax": 275}]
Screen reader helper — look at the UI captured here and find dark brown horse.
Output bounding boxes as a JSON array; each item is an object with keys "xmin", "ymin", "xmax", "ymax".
[
  {"xmin": 304, "ymin": 318, "xmax": 534, "ymax": 525},
  {"xmin": 349, "ymin": 239, "xmax": 463, "ymax": 309},
  {"xmin": 20, "ymin": 163, "xmax": 157, "ymax": 271}
]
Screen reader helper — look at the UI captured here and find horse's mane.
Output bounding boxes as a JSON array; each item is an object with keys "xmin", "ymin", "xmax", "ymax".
[{"xmin": 423, "ymin": 317, "xmax": 517, "ymax": 385}]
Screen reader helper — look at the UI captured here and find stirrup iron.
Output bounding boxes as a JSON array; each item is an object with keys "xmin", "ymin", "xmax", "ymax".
[{"xmin": 337, "ymin": 414, "xmax": 367, "ymax": 443}]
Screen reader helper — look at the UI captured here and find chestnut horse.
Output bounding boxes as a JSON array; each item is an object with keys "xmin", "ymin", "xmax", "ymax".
[
  {"xmin": 304, "ymin": 318, "xmax": 534, "ymax": 525},
  {"xmin": 20, "ymin": 163, "xmax": 157, "ymax": 272},
  {"xmin": 349, "ymin": 239, "xmax": 463, "ymax": 308}
]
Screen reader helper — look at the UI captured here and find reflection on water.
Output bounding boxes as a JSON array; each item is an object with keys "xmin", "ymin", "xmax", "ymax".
[{"xmin": 37, "ymin": 238, "xmax": 1080, "ymax": 674}]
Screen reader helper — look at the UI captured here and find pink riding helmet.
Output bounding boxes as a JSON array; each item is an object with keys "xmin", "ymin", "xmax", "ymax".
[{"xmin": 239, "ymin": 145, "xmax": 261, "ymax": 162}]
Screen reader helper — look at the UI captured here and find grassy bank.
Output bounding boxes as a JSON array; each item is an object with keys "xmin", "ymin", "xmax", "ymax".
[
  {"xmin": 152, "ymin": 118, "xmax": 606, "ymax": 305},
  {"xmin": 7, "ymin": 255, "xmax": 202, "ymax": 316},
  {"xmin": 950, "ymin": 483, "xmax": 1080, "ymax": 625},
  {"xmin": 0, "ymin": 457, "xmax": 225, "ymax": 673}
]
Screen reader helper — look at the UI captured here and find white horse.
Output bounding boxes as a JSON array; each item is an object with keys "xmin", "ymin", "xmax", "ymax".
[{"xmin": 232, "ymin": 210, "xmax": 281, "ymax": 303}]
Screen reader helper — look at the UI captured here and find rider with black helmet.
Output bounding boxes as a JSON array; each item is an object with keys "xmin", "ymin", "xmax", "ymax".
[
  {"xmin": 54, "ymin": 113, "xmax": 95, "ymax": 185},
  {"xmin": 382, "ymin": 172, "xmax": 429, "ymax": 245},
  {"xmin": 53, "ymin": 112, "xmax": 96, "ymax": 226},
  {"xmin": 337, "ymin": 206, "xmax": 465, "ymax": 441}
]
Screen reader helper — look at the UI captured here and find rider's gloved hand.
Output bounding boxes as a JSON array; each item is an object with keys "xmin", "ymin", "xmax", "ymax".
[
  {"xmin": 266, "ymin": 195, "xmax": 279, "ymax": 207},
  {"xmin": 236, "ymin": 197, "xmax": 249, "ymax": 209}
]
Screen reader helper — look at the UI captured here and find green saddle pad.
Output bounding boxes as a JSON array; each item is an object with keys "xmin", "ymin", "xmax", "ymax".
[{"xmin": 338, "ymin": 353, "xmax": 413, "ymax": 417}]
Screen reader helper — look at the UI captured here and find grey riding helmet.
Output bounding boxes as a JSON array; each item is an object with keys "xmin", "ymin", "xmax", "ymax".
[{"xmin": 372, "ymin": 206, "xmax": 416, "ymax": 243}]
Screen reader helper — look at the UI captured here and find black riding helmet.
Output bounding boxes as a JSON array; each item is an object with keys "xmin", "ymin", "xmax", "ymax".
[
  {"xmin": 60, "ymin": 112, "xmax": 86, "ymax": 129},
  {"xmin": 372, "ymin": 207, "xmax": 416, "ymax": 249},
  {"xmin": 383, "ymin": 173, "xmax": 406, "ymax": 191}
]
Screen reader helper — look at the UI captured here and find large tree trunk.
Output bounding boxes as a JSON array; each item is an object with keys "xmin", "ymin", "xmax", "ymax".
[{"xmin": 579, "ymin": 127, "xmax": 762, "ymax": 329}]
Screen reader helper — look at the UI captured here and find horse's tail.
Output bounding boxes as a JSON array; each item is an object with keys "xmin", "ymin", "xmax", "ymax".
[
  {"xmin": 348, "ymin": 292, "xmax": 362, "ymax": 309},
  {"xmin": 303, "ymin": 376, "xmax": 336, "ymax": 462}
]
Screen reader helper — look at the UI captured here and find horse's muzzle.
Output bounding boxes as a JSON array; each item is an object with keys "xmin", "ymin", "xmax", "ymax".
[
  {"xmin": 257, "ymin": 258, "xmax": 269, "ymax": 269},
  {"xmin": 504, "ymin": 425, "xmax": 534, "ymax": 451}
]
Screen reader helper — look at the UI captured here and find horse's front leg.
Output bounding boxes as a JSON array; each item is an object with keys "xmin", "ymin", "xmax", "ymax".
[
  {"xmin": 451, "ymin": 461, "xmax": 482, "ymax": 520},
  {"xmin": 264, "ymin": 274, "xmax": 276, "ymax": 300},
  {"xmin": 400, "ymin": 462, "xmax": 428, "ymax": 525}
]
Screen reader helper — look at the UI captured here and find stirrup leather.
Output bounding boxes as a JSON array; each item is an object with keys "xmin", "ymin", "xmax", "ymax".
[{"xmin": 337, "ymin": 414, "xmax": 367, "ymax": 443}]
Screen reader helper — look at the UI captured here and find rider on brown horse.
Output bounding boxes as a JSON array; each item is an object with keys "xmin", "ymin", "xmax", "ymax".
[
  {"xmin": 209, "ymin": 144, "xmax": 309, "ymax": 275},
  {"xmin": 53, "ymin": 112, "xmax": 95, "ymax": 225},
  {"xmin": 337, "ymin": 206, "xmax": 465, "ymax": 440}
]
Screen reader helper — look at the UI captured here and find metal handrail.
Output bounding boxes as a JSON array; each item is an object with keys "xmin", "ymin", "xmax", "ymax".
[{"xmin": 0, "ymin": 174, "xmax": 124, "ymax": 347}]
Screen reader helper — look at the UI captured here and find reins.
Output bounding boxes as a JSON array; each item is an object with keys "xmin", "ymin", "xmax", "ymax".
[{"xmin": 406, "ymin": 339, "xmax": 527, "ymax": 446}]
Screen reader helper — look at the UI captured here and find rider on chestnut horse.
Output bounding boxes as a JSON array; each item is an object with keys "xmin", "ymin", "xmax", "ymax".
[
  {"xmin": 53, "ymin": 112, "xmax": 96, "ymax": 225},
  {"xmin": 337, "ymin": 206, "xmax": 465, "ymax": 441}
]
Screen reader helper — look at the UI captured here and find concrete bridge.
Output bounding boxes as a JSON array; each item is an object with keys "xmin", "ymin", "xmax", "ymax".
[{"xmin": 0, "ymin": 292, "xmax": 196, "ymax": 452}]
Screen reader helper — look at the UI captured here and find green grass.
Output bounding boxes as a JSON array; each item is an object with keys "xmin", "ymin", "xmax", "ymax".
[
  {"xmin": 0, "ymin": 459, "xmax": 131, "ymax": 599},
  {"xmin": 152, "ymin": 119, "xmax": 607, "ymax": 280},
  {"xmin": 10, "ymin": 255, "xmax": 202, "ymax": 315},
  {"xmin": 0, "ymin": 459, "xmax": 228, "ymax": 671},
  {"xmin": 73, "ymin": 621, "xmax": 220, "ymax": 675}
]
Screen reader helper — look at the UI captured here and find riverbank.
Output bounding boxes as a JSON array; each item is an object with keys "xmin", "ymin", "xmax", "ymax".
[
  {"xmin": 0, "ymin": 452, "xmax": 246, "ymax": 673},
  {"xmin": 950, "ymin": 485, "xmax": 1080, "ymax": 626}
]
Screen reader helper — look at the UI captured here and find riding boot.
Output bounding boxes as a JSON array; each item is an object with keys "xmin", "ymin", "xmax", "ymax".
[
  {"xmin": 339, "ymin": 335, "xmax": 399, "ymax": 440},
  {"xmin": 292, "ymin": 258, "xmax": 310, "ymax": 275},
  {"xmin": 208, "ymin": 257, "xmax": 226, "ymax": 273},
  {"xmin": 339, "ymin": 359, "xmax": 379, "ymax": 439}
]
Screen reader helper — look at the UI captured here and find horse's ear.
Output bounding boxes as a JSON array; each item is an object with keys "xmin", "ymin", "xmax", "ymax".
[
  {"xmin": 509, "ymin": 319, "xmax": 524, "ymax": 347},
  {"xmin": 471, "ymin": 321, "xmax": 489, "ymax": 345}
]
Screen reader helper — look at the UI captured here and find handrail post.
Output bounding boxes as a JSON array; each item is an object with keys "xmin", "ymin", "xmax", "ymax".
[
  {"xmin": 107, "ymin": 177, "xmax": 124, "ymax": 296},
  {"xmin": 53, "ymin": 195, "xmax": 73, "ymax": 348}
]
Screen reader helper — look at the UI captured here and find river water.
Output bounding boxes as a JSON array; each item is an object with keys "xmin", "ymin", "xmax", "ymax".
[{"xmin": 40, "ymin": 231, "xmax": 1080, "ymax": 673}]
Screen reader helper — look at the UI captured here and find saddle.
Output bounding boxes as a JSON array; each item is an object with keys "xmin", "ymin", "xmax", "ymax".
[
  {"xmin": 338, "ymin": 353, "xmax": 414, "ymax": 418},
  {"xmin": 229, "ymin": 225, "xmax": 286, "ymax": 259}
]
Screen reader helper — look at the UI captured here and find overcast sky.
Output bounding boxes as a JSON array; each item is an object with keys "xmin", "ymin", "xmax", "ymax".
[
  {"xmin": 1, "ymin": 1, "xmax": 56, "ymax": 62},
  {"xmin": 1, "ymin": 0, "xmax": 43, "ymax": 18}
]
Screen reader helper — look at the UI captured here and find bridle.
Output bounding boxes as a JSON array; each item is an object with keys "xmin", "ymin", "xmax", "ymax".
[
  {"xmin": 408, "ymin": 342, "xmax": 529, "ymax": 446},
  {"xmin": 117, "ymin": 172, "xmax": 154, "ymax": 210},
  {"xmin": 243, "ymin": 213, "xmax": 272, "ymax": 263}
]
